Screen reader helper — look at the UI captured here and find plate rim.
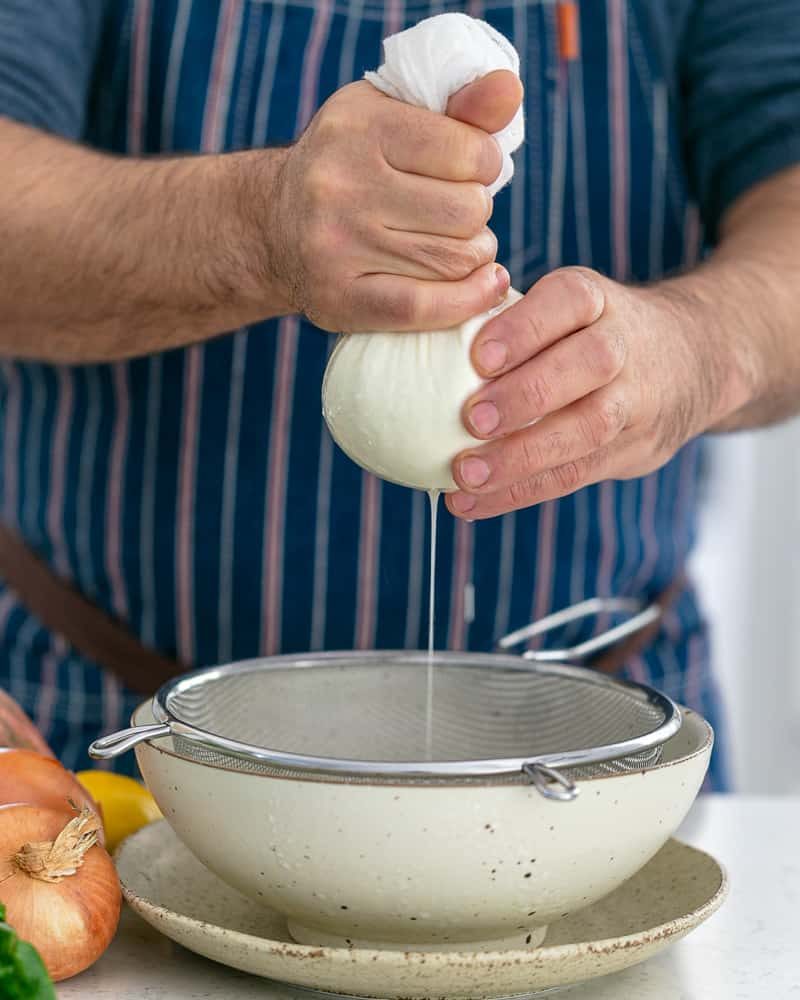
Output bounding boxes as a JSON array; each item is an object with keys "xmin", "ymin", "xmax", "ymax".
[{"xmin": 115, "ymin": 820, "xmax": 728, "ymax": 968}]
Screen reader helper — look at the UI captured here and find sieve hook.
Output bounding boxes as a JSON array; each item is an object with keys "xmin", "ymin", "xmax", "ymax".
[
  {"xmin": 522, "ymin": 762, "xmax": 578, "ymax": 802},
  {"xmin": 89, "ymin": 723, "xmax": 170, "ymax": 759},
  {"xmin": 497, "ymin": 596, "xmax": 660, "ymax": 663}
]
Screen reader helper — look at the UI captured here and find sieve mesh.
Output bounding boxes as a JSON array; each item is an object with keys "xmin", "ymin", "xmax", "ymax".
[{"xmin": 156, "ymin": 654, "xmax": 676, "ymax": 781}]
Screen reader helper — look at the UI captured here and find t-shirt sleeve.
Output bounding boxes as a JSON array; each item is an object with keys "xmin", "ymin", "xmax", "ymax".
[
  {"xmin": 680, "ymin": 0, "xmax": 800, "ymax": 242},
  {"xmin": 0, "ymin": 0, "xmax": 107, "ymax": 138}
]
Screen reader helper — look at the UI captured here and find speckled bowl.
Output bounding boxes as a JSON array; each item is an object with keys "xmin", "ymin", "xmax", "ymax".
[{"xmin": 130, "ymin": 700, "xmax": 712, "ymax": 953}]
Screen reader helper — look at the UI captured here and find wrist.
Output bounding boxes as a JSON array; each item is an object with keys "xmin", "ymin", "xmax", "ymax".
[
  {"xmin": 202, "ymin": 146, "xmax": 295, "ymax": 323},
  {"xmin": 644, "ymin": 272, "xmax": 758, "ymax": 433}
]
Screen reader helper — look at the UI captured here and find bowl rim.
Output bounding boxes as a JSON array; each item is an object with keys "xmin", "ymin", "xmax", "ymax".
[{"xmin": 131, "ymin": 696, "xmax": 713, "ymax": 788}]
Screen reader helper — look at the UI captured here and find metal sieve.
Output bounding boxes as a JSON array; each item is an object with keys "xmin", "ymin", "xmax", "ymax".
[{"xmin": 90, "ymin": 597, "xmax": 680, "ymax": 802}]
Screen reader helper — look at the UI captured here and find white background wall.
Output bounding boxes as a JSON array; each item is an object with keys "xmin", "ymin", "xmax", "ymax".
[{"xmin": 690, "ymin": 421, "xmax": 800, "ymax": 793}]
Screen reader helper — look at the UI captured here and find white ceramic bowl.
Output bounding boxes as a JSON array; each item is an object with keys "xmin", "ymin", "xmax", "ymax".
[{"xmin": 131, "ymin": 700, "xmax": 711, "ymax": 952}]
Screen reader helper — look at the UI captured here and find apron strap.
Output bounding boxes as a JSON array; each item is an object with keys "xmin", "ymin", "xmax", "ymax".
[{"xmin": 0, "ymin": 523, "xmax": 182, "ymax": 695}]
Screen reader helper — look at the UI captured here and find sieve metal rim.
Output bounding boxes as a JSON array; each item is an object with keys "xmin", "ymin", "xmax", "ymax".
[{"xmin": 127, "ymin": 650, "xmax": 680, "ymax": 780}]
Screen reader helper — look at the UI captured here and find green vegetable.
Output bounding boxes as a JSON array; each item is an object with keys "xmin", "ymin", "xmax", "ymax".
[{"xmin": 0, "ymin": 902, "xmax": 56, "ymax": 1000}]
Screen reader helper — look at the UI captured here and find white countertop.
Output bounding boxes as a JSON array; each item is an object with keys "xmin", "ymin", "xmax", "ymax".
[{"xmin": 59, "ymin": 795, "xmax": 799, "ymax": 1000}]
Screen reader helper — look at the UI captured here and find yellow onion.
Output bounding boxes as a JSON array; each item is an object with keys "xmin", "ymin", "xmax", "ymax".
[
  {"xmin": 0, "ymin": 749, "xmax": 104, "ymax": 845},
  {"xmin": 0, "ymin": 803, "xmax": 121, "ymax": 981}
]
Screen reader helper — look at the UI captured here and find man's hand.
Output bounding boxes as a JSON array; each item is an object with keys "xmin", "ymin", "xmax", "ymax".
[
  {"xmin": 445, "ymin": 266, "xmax": 752, "ymax": 519},
  {"xmin": 267, "ymin": 71, "xmax": 522, "ymax": 333}
]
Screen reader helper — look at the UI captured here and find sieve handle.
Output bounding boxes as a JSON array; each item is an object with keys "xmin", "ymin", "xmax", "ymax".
[
  {"xmin": 522, "ymin": 762, "xmax": 579, "ymax": 802},
  {"xmin": 89, "ymin": 723, "xmax": 171, "ymax": 759},
  {"xmin": 497, "ymin": 597, "xmax": 660, "ymax": 663}
]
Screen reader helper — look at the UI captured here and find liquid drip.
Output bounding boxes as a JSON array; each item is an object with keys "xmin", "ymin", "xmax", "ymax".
[{"xmin": 425, "ymin": 489, "xmax": 440, "ymax": 760}]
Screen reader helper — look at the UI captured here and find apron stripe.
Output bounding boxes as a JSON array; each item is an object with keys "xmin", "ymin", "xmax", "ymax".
[
  {"xmin": 2, "ymin": 363, "xmax": 21, "ymax": 530},
  {"xmin": 492, "ymin": 511, "xmax": 516, "ymax": 641},
  {"xmin": 607, "ymin": 0, "xmax": 629, "ymax": 281},
  {"xmin": 649, "ymin": 80, "xmax": 668, "ymax": 278},
  {"xmin": 160, "ymin": 0, "xmax": 193, "ymax": 148},
  {"xmin": 217, "ymin": 331, "xmax": 248, "ymax": 663},
  {"xmin": 310, "ymin": 429, "xmax": 334, "ymax": 650},
  {"xmin": 528, "ymin": 500, "xmax": 558, "ymax": 647},
  {"xmin": 447, "ymin": 520, "xmax": 474, "ymax": 651},
  {"xmin": 232, "ymin": 1, "xmax": 267, "ymax": 149},
  {"xmin": 355, "ymin": 474, "xmax": 382, "ymax": 648},
  {"xmin": 568, "ymin": 40, "xmax": 592, "ymax": 263},
  {"xmin": 128, "ymin": 0, "xmax": 153, "ymax": 155},
  {"xmin": 175, "ymin": 345, "xmax": 204, "ymax": 663},
  {"xmin": 33, "ymin": 635, "xmax": 67, "ymax": 752},
  {"xmin": 106, "ymin": 363, "xmax": 130, "ymax": 620},
  {"xmin": 24, "ymin": 366, "xmax": 47, "ymax": 545},
  {"xmin": 139, "ymin": 354, "xmax": 162, "ymax": 647},
  {"xmin": 261, "ymin": 316, "xmax": 299, "ymax": 654},
  {"xmin": 683, "ymin": 202, "xmax": 701, "ymax": 268},
  {"xmin": 202, "ymin": 0, "xmax": 244, "ymax": 151},
  {"xmin": 46, "ymin": 368, "xmax": 74, "ymax": 578},
  {"xmin": 75, "ymin": 369, "xmax": 101, "ymax": 595},
  {"xmin": 404, "ymin": 490, "xmax": 425, "ymax": 647},
  {"xmin": 253, "ymin": 0, "xmax": 286, "ymax": 143},
  {"xmin": 632, "ymin": 472, "xmax": 660, "ymax": 591}
]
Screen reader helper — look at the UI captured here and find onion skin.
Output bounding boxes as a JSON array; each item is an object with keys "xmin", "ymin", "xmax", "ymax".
[
  {"xmin": 0, "ymin": 803, "xmax": 121, "ymax": 981},
  {"xmin": 0, "ymin": 689, "xmax": 54, "ymax": 756},
  {"xmin": 0, "ymin": 749, "xmax": 105, "ymax": 845}
]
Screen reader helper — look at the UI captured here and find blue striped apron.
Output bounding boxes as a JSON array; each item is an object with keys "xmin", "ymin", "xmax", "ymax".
[{"xmin": 0, "ymin": 0, "xmax": 729, "ymax": 788}]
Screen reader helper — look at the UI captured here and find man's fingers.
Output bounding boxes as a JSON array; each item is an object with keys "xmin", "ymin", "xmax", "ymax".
[
  {"xmin": 463, "ymin": 317, "xmax": 627, "ymax": 438},
  {"xmin": 452, "ymin": 388, "xmax": 629, "ymax": 494},
  {"xmin": 380, "ymin": 105, "xmax": 501, "ymax": 185},
  {"xmin": 342, "ymin": 262, "xmax": 510, "ymax": 332},
  {"xmin": 445, "ymin": 69, "xmax": 523, "ymax": 135},
  {"xmin": 470, "ymin": 267, "xmax": 605, "ymax": 378},
  {"xmin": 381, "ymin": 172, "xmax": 491, "ymax": 238},
  {"xmin": 446, "ymin": 447, "xmax": 615, "ymax": 520},
  {"xmin": 377, "ymin": 228, "xmax": 498, "ymax": 282}
]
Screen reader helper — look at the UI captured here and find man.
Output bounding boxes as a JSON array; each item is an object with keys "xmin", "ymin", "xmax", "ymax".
[{"xmin": 0, "ymin": 1, "xmax": 798, "ymax": 786}]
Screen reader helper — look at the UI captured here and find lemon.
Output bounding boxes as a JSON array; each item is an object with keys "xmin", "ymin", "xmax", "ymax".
[{"xmin": 76, "ymin": 770, "xmax": 162, "ymax": 853}]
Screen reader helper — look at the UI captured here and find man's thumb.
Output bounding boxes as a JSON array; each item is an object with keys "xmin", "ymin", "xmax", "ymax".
[{"xmin": 445, "ymin": 69, "xmax": 523, "ymax": 134}]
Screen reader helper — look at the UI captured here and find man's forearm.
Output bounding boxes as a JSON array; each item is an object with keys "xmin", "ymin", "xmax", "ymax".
[
  {"xmin": 0, "ymin": 118, "xmax": 291, "ymax": 362},
  {"xmin": 654, "ymin": 164, "xmax": 800, "ymax": 433}
]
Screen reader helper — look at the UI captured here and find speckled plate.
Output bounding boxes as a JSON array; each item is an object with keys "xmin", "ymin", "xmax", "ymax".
[{"xmin": 115, "ymin": 821, "xmax": 727, "ymax": 999}]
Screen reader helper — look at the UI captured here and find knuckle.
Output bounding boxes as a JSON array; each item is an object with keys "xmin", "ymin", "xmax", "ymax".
[
  {"xmin": 519, "ymin": 369, "xmax": 551, "ymax": 415},
  {"xmin": 519, "ymin": 308, "xmax": 549, "ymax": 353},
  {"xmin": 553, "ymin": 460, "xmax": 583, "ymax": 493},
  {"xmin": 417, "ymin": 240, "xmax": 479, "ymax": 280},
  {"xmin": 464, "ymin": 185, "xmax": 492, "ymax": 232},
  {"xmin": 305, "ymin": 161, "xmax": 337, "ymax": 205},
  {"xmin": 508, "ymin": 478, "xmax": 533, "ymax": 508},
  {"xmin": 543, "ymin": 266, "xmax": 604, "ymax": 326},
  {"xmin": 517, "ymin": 434, "xmax": 543, "ymax": 476},
  {"xmin": 542, "ymin": 429, "xmax": 571, "ymax": 463},
  {"xmin": 458, "ymin": 132, "xmax": 486, "ymax": 179},
  {"xmin": 578, "ymin": 409, "xmax": 610, "ymax": 450},
  {"xmin": 313, "ymin": 102, "xmax": 351, "ymax": 145},
  {"xmin": 585, "ymin": 326, "xmax": 626, "ymax": 380}
]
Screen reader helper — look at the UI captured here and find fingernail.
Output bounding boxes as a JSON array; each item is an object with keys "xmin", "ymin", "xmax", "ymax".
[
  {"xmin": 469, "ymin": 400, "xmax": 500, "ymax": 436},
  {"xmin": 476, "ymin": 339, "xmax": 508, "ymax": 375},
  {"xmin": 460, "ymin": 456, "xmax": 491, "ymax": 488},
  {"xmin": 494, "ymin": 265, "xmax": 510, "ymax": 298},
  {"xmin": 450, "ymin": 493, "xmax": 477, "ymax": 515}
]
